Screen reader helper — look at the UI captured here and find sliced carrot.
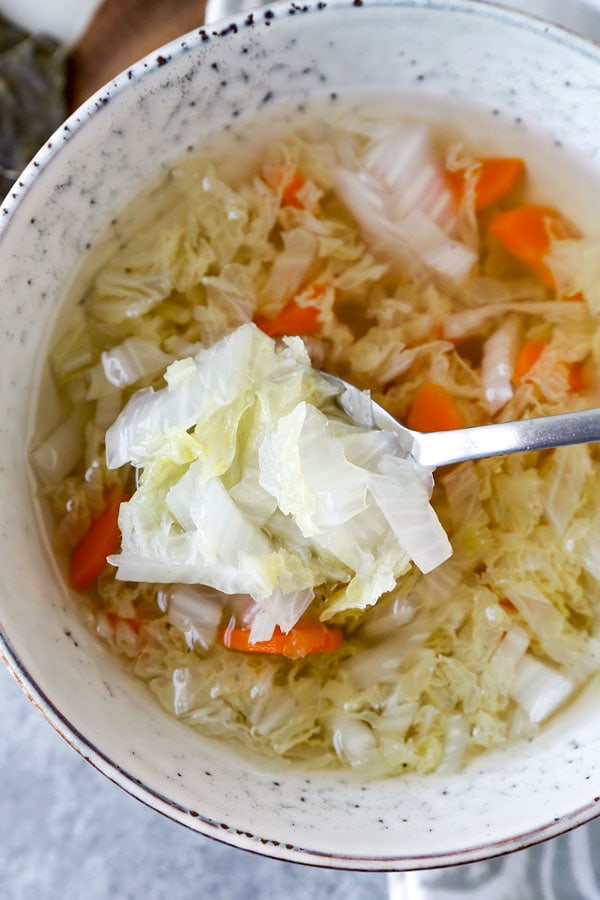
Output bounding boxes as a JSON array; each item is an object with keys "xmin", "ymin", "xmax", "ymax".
[
  {"xmin": 406, "ymin": 383, "xmax": 465, "ymax": 432},
  {"xmin": 474, "ymin": 158, "xmax": 525, "ymax": 209},
  {"xmin": 513, "ymin": 339, "xmax": 547, "ymax": 383},
  {"xmin": 447, "ymin": 157, "xmax": 525, "ymax": 211},
  {"xmin": 434, "ymin": 323, "xmax": 460, "ymax": 347},
  {"xmin": 222, "ymin": 623, "xmax": 343, "ymax": 659},
  {"xmin": 488, "ymin": 204, "xmax": 577, "ymax": 288},
  {"xmin": 513, "ymin": 340, "xmax": 589, "ymax": 392},
  {"xmin": 568, "ymin": 360, "xmax": 590, "ymax": 393},
  {"xmin": 254, "ymin": 299, "xmax": 320, "ymax": 338},
  {"xmin": 69, "ymin": 489, "xmax": 126, "ymax": 591},
  {"xmin": 106, "ymin": 612, "xmax": 140, "ymax": 634},
  {"xmin": 281, "ymin": 170, "xmax": 306, "ymax": 208},
  {"xmin": 265, "ymin": 168, "xmax": 306, "ymax": 209}
]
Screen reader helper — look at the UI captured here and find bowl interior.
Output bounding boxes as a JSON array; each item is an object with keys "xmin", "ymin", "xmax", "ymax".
[{"xmin": 2, "ymin": 0, "xmax": 600, "ymax": 869}]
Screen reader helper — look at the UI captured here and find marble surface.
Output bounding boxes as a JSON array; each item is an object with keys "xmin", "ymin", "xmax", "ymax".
[{"xmin": 4, "ymin": 1, "xmax": 600, "ymax": 898}]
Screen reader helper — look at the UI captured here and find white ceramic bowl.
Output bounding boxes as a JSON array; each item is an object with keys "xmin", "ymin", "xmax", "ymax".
[{"xmin": 3, "ymin": 0, "xmax": 600, "ymax": 871}]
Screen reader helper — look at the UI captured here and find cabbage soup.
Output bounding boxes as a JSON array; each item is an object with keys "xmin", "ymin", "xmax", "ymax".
[{"xmin": 30, "ymin": 104, "xmax": 600, "ymax": 777}]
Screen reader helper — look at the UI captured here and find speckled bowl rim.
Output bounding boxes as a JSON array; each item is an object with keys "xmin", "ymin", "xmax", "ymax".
[{"xmin": 2, "ymin": 0, "xmax": 600, "ymax": 871}]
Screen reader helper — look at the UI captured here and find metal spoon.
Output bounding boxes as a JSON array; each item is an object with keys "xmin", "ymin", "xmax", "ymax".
[{"xmin": 322, "ymin": 372, "xmax": 600, "ymax": 468}]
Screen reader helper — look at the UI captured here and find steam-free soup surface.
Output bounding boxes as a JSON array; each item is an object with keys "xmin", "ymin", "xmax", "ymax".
[{"xmin": 32, "ymin": 106, "xmax": 600, "ymax": 776}]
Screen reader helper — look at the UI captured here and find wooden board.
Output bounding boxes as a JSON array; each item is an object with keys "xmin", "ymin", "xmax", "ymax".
[{"xmin": 66, "ymin": 0, "xmax": 207, "ymax": 111}]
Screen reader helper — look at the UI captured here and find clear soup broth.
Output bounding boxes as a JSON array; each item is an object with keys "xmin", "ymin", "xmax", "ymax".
[{"xmin": 30, "ymin": 98, "xmax": 600, "ymax": 777}]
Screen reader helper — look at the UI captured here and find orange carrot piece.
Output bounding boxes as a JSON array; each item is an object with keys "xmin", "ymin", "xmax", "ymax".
[
  {"xmin": 513, "ymin": 341, "xmax": 589, "ymax": 391},
  {"xmin": 281, "ymin": 170, "xmax": 306, "ymax": 208},
  {"xmin": 447, "ymin": 157, "xmax": 525, "ymax": 211},
  {"xmin": 254, "ymin": 299, "xmax": 320, "ymax": 337},
  {"xmin": 568, "ymin": 360, "xmax": 589, "ymax": 393},
  {"xmin": 445, "ymin": 170, "xmax": 464, "ymax": 206},
  {"xmin": 512, "ymin": 339, "xmax": 547, "ymax": 383},
  {"xmin": 265, "ymin": 168, "xmax": 306, "ymax": 209},
  {"xmin": 473, "ymin": 158, "xmax": 525, "ymax": 209},
  {"xmin": 69, "ymin": 489, "xmax": 125, "ymax": 591},
  {"xmin": 222, "ymin": 623, "xmax": 343, "ymax": 659},
  {"xmin": 434, "ymin": 323, "xmax": 460, "ymax": 347},
  {"xmin": 488, "ymin": 204, "xmax": 577, "ymax": 288},
  {"xmin": 406, "ymin": 383, "xmax": 465, "ymax": 432},
  {"xmin": 107, "ymin": 612, "xmax": 140, "ymax": 634}
]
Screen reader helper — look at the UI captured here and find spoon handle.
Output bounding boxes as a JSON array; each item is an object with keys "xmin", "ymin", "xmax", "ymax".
[{"xmin": 413, "ymin": 407, "xmax": 600, "ymax": 468}]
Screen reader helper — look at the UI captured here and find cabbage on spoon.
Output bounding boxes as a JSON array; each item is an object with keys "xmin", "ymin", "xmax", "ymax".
[{"xmin": 105, "ymin": 323, "xmax": 452, "ymax": 637}]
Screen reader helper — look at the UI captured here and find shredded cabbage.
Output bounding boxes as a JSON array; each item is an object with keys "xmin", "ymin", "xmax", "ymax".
[
  {"xmin": 107, "ymin": 323, "xmax": 450, "ymax": 635},
  {"xmin": 480, "ymin": 315, "xmax": 520, "ymax": 415},
  {"xmin": 33, "ymin": 111, "xmax": 600, "ymax": 777},
  {"xmin": 334, "ymin": 124, "xmax": 476, "ymax": 278},
  {"xmin": 548, "ymin": 237, "xmax": 600, "ymax": 313}
]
